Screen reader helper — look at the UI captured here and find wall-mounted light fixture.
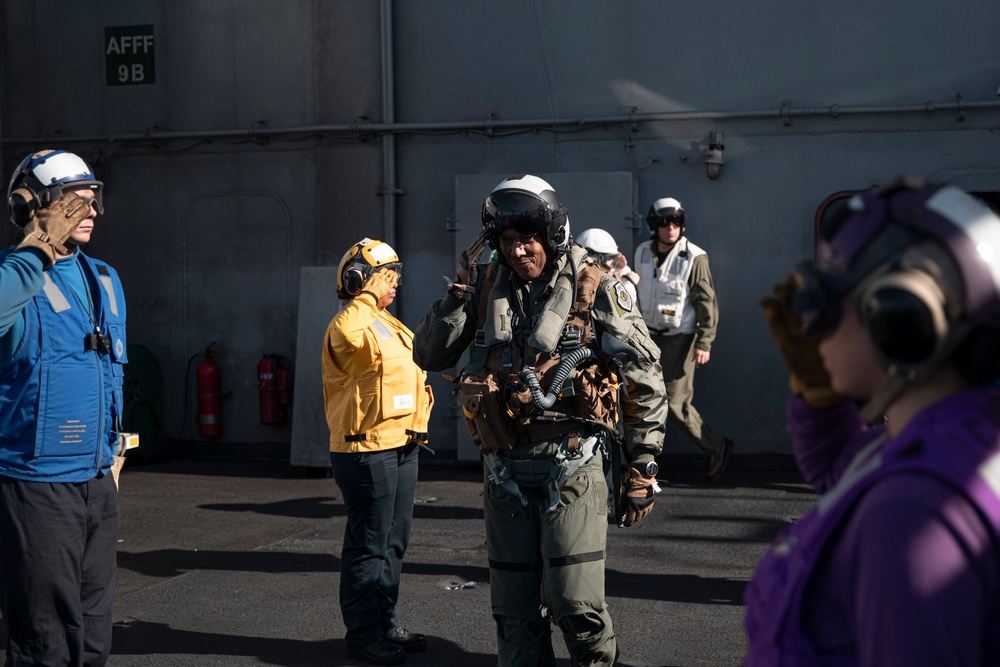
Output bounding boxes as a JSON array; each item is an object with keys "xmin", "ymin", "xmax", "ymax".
[{"xmin": 704, "ymin": 131, "xmax": 725, "ymax": 180}]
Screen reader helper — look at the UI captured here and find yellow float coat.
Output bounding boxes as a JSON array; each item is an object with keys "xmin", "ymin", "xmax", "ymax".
[{"xmin": 322, "ymin": 292, "xmax": 434, "ymax": 452}]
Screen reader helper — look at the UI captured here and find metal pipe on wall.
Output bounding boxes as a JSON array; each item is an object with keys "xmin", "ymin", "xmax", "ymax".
[
  {"xmin": 3, "ymin": 98, "xmax": 1000, "ymax": 148},
  {"xmin": 381, "ymin": 0, "xmax": 397, "ymax": 248}
]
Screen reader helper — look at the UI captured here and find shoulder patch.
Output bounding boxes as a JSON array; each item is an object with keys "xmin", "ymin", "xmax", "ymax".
[{"xmin": 613, "ymin": 281, "xmax": 633, "ymax": 313}]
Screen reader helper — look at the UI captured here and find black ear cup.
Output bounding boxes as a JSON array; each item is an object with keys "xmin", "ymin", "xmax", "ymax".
[
  {"xmin": 343, "ymin": 268, "xmax": 365, "ymax": 296},
  {"xmin": 7, "ymin": 187, "xmax": 38, "ymax": 227},
  {"xmin": 858, "ymin": 270, "xmax": 948, "ymax": 367}
]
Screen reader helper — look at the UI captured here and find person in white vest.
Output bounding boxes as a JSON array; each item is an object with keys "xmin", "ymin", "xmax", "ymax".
[{"xmin": 634, "ymin": 196, "xmax": 734, "ymax": 481}]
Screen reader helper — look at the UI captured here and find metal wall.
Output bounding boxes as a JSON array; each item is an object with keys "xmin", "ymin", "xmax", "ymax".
[{"xmin": 3, "ymin": 0, "xmax": 1000, "ymax": 456}]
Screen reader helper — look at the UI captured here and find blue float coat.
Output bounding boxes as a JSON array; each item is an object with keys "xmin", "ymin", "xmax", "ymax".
[{"xmin": 0, "ymin": 246, "xmax": 127, "ymax": 482}]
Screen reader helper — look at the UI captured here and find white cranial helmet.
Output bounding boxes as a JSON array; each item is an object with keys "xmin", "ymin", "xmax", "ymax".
[{"xmin": 575, "ymin": 228, "xmax": 619, "ymax": 254}]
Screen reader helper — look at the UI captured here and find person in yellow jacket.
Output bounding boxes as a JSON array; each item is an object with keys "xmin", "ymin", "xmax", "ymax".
[{"xmin": 322, "ymin": 238, "xmax": 434, "ymax": 666}]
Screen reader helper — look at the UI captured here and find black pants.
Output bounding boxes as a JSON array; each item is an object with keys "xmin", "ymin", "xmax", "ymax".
[
  {"xmin": 330, "ymin": 444, "xmax": 419, "ymax": 647},
  {"xmin": 0, "ymin": 474, "xmax": 119, "ymax": 666}
]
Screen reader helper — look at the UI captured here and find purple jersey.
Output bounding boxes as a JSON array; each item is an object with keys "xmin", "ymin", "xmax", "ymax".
[{"xmin": 744, "ymin": 388, "xmax": 1000, "ymax": 667}]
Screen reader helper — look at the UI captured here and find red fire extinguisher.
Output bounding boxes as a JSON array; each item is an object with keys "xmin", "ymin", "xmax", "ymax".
[
  {"xmin": 258, "ymin": 354, "xmax": 291, "ymax": 425},
  {"xmin": 196, "ymin": 344, "xmax": 222, "ymax": 438}
]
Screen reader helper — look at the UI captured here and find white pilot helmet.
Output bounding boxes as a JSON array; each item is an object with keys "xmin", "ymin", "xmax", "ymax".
[{"xmin": 481, "ymin": 174, "xmax": 571, "ymax": 263}]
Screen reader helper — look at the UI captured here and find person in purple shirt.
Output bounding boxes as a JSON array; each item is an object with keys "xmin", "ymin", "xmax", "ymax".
[{"xmin": 748, "ymin": 176, "xmax": 1000, "ymax": 666}]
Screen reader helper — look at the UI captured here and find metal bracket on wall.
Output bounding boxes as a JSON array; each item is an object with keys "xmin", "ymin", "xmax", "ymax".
[{"xmin": 376, "ymin": 184, "xmax": 404, "ymax": 196}]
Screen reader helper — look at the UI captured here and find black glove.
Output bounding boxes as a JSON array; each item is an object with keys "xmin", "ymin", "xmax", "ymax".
[
  {"xmin": 18, "ymin": 192, "xmax": 91, "ymax": 268},
  {"xmin": 759, "ymin": 273, "xmax": 843, "ymax": 409},
  {"xmin": 448, "ymin": 231, "xmax": 489, "ymax": 301},
  {"xmin": 621, "ymin": 466, "xmax": 657, "ymax": 527}
]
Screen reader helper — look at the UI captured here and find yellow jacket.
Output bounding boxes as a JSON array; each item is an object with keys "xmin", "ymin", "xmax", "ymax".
[{"xmin": 322, "ymin": 292, "xmax": 434, "ymax": 453}]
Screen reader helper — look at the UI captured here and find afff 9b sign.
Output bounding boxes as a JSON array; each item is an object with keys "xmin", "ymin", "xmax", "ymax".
[{"xmin": 105, "ymin": 25, "xmax": 155, "ymax": 86}]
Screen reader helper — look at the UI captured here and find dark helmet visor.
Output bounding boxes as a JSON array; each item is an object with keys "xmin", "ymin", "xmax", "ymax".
[{"xmin": 482, "ymin": 190, "xmax": 552, "ymax": 234}]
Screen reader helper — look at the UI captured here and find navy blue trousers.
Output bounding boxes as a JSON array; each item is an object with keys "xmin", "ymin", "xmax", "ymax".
[
  {"xmin": 330, "ymin": 444, "xmax": 419, "ymax": 647},
  {"xmin": 0, "ymin": 474, "xmax": 119, "ymax": 667}
]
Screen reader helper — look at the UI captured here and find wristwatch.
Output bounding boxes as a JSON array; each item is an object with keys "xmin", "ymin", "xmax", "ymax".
[{"xmin": 642, "ymin": 461, "xmax": 658, "ymax": 478}]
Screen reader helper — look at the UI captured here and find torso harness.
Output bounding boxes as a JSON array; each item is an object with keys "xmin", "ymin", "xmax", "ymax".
[{"xmin": 459, "ymin": 249, "xmax": 621, "ymax": 510}]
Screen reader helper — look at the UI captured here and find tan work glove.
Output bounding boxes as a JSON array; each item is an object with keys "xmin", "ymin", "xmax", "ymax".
[
  {"xmin": 759, "ymin": 273, "xmax": 843, "ymax": 409},
  {"xmin": 621, "ymin": 466, "xmax": 658, "ymax": 527},
  {"xmin": 359, "ymin": 267, "xmax": 398, "ymax": 302},
  {"xmin": 447, "ymin": 231, "xmax": 489, "ymax": 301},
  {"xmin": 18, "ymin": 192, "xmax": 92, "ymax": 268}
]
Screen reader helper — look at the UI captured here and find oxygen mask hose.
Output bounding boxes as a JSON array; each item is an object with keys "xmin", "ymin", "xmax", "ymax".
[{"xmin": 518, "ymin": 347, "xmax": 594, "ymax": 409}]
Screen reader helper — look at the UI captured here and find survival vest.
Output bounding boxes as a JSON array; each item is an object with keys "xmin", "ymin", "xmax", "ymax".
[{"xmin": 459, "ymin": 247, "xmax": 620, "ymax": 450}]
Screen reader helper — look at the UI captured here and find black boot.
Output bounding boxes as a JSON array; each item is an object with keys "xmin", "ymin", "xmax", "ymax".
[
  {"xmin": 347, "ymin": 636, "xmax": 405, "ymax": 665},
  {"xmin": 385, "ymin": 627, "xmax": 428, "ymax": 653}
]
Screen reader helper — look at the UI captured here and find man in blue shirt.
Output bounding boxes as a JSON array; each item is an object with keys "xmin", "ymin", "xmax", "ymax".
[{"xmin": 0, "ymin": 150, "xmax": 128, "ymax": 666}]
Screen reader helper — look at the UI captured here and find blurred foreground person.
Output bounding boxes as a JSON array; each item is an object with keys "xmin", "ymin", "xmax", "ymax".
[
  {"xmin": 0, "ymin": 150, "xmax": 128, "ymax": 666},
  {"xmin": 322, "ymin": 239, "xmax": 434, "ymax": 665},
  {"xmin": 748, "ymin": 177, "xmax": 1000, "ymax": 666}
]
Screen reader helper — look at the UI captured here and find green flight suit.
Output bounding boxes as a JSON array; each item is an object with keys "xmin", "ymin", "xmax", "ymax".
[{"xmin": 414, "ymin": 246, "xmax": 668, "ymax": 667}]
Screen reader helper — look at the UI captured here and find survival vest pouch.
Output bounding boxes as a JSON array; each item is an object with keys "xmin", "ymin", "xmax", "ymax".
[
  {"xmin": 573, "ymin": 360, "xmax": 619, "ymax": 431},
  {"xmin": 460, "ymin": 258, "xmax": 619, "ymax": 450},
  {"xmin": 459, "ymin": 369, "xmax": 519, "ymax": 450},
  {"xmin": 504, "ymin": 355, "xmax": 619, "ymax": 433}
]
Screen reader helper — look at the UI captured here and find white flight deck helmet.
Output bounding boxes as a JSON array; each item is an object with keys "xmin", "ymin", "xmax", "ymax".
[
  {"xmin": 7, "ymin": 149, "xmax": 104, "ymax": 227},
  {"xmin": 645, "ymin": 197, "xmax": 686, "ymax": 237},
  {"xmin": 575, "ymin": 228, "xmax": 620, "ymax": 270}
]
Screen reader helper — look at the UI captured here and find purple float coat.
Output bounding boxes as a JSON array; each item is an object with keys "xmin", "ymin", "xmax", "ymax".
[{"xmin": 744, "ymin": 388, "xmax": 1000, "ymax": 667}]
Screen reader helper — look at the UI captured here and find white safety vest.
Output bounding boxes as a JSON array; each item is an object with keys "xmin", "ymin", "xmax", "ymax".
[{"xmin": 634, "ymin": 237, "xmax": 706, "ymax": 335}]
